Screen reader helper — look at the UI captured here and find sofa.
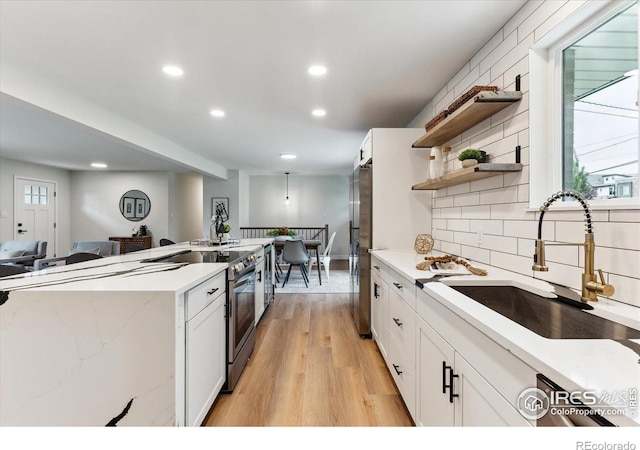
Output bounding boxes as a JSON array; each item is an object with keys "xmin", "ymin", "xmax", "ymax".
[{"xmin": 0, "ymin": 240, "xmax": 48, "ymax": 268}]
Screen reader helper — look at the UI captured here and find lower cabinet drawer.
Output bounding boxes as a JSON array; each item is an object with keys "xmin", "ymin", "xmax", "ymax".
[
  {"xmin": 387, "ymin": 333, "xmax": 416, "ymax": 421},
  {"xmin": 388, "ymin": 269, "xmax": 416, "ymax": 310},
  {"xmin": 185, "ymin": 272, "xmax": 226, "ymax": 321},
  {"xmin": 388, "ymin": 289, "xmax": 416, "ymax": 367}
]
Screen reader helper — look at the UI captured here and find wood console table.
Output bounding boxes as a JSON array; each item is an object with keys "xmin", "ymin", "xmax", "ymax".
[{"xmin": 109, "ymin": 236, "xmax": 152, "ymax": 254}]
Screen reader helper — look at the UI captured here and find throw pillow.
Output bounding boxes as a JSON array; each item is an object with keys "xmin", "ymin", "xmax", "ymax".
[
  {"xmin": 70, "ymin": 247, "xmax": 100, "ymax": 255},
  {"xmin": 0, "ymin": 249, "xmax": 25, "ymax": 259}
]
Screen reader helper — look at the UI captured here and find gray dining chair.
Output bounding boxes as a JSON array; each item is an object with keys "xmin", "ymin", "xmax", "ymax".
[{"xmin": 281, "ymin": 239, "xmax": 310, "ymax": 288}]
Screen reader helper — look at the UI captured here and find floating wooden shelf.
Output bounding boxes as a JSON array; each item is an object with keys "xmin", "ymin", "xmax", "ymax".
[
  {"xmin": 412, "ymin": 163, "xmax": 523, "ymax": 190},
  {"xmin": 412, "ymin": 91, "xmax": 522, "ymax": 148}
]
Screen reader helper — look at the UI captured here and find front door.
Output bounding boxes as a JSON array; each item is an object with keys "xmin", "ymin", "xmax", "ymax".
[{"xmin": 14, "ymin": 177, "xmax": 56, "ymax": 257}]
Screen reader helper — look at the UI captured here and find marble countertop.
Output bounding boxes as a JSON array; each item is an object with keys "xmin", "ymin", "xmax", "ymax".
[
  {"xmin": 0, "ymin": 238, "xmax": 273, "ymax": 295},
  {"xmin": 371, "ymin": 249, "xmax": 640, "ymax": 426}
]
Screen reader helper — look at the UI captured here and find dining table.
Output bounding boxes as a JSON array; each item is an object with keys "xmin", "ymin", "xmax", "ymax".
[{"xmin": 274, "ymin": 239, "xmax": 323, "ymax": 285}]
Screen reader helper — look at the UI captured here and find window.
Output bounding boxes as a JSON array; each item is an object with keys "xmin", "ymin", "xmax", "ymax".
[
  {"xmin": 562, "ymin": 2, "xmax": 638, "ymax": 202},
  {"xmin": 530, "ymin": 0, "xmax": 639, "ymax": 209},
  {"xmin": 24, "ymin": 184, "xmax": 48, "ymax": 205}
]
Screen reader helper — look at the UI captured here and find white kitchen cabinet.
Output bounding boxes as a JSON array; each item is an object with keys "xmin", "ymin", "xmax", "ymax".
[
  {"xmin": 415, "ymin": 288, "xmax": 535, "ymax": 427},
  {"xmin": 255, "ymin": 258, "xmax": 265, "ymax": 324},
  {"xmin": 185, "ymin": 272, "xmax": 226, "ymax": 426},
  {"xmin": 416, "ymin": 315, "xmax": 455, "ymax": 426},
  {"xmin": 357, "ymin": 130, "xmax": 373, "ymax": 166},
  {"xmin": 416, "ymin": 315, "xmax": 531, "ymax": 427},
  {"xmin": 370, "ymin": 270, "xmax": 388, "ymax": 359}
]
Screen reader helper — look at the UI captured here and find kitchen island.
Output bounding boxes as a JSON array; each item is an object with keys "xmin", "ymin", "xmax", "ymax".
[{"xmin": 0, "ymin": 240, "xmax": 270, "ymax": 426}]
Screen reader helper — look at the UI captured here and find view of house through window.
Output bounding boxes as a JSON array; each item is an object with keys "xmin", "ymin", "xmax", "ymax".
[{"xmin": 562, "ymin": 2, "xmax": 638, "ymax": 201}]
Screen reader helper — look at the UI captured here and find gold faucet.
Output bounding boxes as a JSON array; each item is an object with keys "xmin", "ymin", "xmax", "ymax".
[{"xmin": 532, "ymin": 190, "xmax": 614, "ymax": 303}]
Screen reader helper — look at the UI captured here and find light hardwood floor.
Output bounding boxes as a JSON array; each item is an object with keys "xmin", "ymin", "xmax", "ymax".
[{"xmin": 205, "ymin": 292, "xmax": 413, "ymax": 427}]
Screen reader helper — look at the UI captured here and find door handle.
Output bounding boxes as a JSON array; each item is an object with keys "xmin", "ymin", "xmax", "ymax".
[{"xmin": 442, "ymin": 362, "xmax": 459, "ymax": 403}]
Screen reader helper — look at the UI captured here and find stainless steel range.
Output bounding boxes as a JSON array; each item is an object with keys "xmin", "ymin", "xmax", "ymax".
[{"xmin": 143, "ymin": 248, "xmax": 258, "ymax": 392}]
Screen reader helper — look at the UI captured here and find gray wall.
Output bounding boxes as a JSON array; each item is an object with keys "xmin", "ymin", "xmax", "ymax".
[
  {"xmin": 70, "ymin": 171, "xmax": 171, "ymax": 247},
  {"xmin": 248, "ymin": 174, "xmax": 350, "ymax": 259}
]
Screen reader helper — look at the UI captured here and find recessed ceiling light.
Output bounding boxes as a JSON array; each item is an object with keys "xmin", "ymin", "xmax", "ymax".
[
  {"xmin": 280, "ymin": 153, "xmax": 297, "ymax": 160},
  {"xmin": 210, "ymin": 109, "xmax": 225, "ymax": 117},
  {"xmin": 308, "ymin": 65, "xmax": 327, "ymax": 76},
  {"xmin": 91, "ymin": 162, "xmax": 108, "ymax": 168},
  {"xmin": 312, "ymin": 109, "xmax": 326, "ymax": 117},
  {"xmin": 162, "ymin": 65, "xmax": 183, "ymax": 77}
]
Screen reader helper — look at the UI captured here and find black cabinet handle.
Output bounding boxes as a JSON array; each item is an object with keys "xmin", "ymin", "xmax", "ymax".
[
  {"xmin": 393, "ymin": 282, "xmax": 403, "ymax": 290},
  {"xmin": 207, "ymin": 287, "xmax": 219, "ymax": 295},
  {"xmin": 374, "ymin": 283, "xmax": 379, "ymax": 298},
  {"xmin": 360, "ymin": 148, "xmax": 364, "ymax": 161},
  {"xmin": 257, "ymin": 270, "xmax": 262, "ymax": 283},
  {"xmin": 373, "ymin": 265, "xmax": 380, "ymax": 270},
  {"xmin": 393, "ymin": 317, "xmax": 402, "ymax": 327},
  {"xmin": 442, "ymin": 362, "xmax": 459, "ymax": 403},
  {"xmin": 393, "ymin": 364, "xmax": 402, "ymax": 375}
]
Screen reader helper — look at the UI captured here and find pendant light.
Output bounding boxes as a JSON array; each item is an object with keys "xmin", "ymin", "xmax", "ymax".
[{"xmin": 284, "ymin": 172, "xmax": 290, "ymax": 205}]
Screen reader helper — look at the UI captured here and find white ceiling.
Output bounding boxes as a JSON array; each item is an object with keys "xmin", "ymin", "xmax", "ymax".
[{"xmin": 0, "ymin": 0, "xmax": 527, "ymax": 178}]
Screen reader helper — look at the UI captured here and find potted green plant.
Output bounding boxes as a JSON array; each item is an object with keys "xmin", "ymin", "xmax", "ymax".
[{"xmin": 458, "ymin": 149, "xmax": 483, "ymax": 168}]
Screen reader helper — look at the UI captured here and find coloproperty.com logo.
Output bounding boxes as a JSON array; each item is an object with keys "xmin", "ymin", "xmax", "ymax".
[{"xmin": 516, "ymin": 386, "xmax": 637, "ymax": 421}]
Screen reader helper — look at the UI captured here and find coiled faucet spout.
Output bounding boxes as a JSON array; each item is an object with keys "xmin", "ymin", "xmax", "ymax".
[{"xmin": 532, "ymin": 190, "xmax": 613, "ymax": 302}]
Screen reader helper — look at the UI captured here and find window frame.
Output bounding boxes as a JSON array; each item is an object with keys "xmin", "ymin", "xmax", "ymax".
[{"xmin": 529, "ymin": 0, "xmax": 639, "ymax": 210}]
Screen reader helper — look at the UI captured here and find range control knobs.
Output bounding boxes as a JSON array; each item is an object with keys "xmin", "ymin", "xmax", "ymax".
[
  {"xmin": 247, "ymin": 255, "xmax": 256, "ymax": 263},
  {"xmin": 233, "ymin": 262, "xmax": 245, "ymax": 273}
]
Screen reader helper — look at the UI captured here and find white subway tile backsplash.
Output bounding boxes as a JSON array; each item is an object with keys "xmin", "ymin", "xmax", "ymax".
[
  {"xmin": 440, "ymin": 207, "xmax": 462, "ymax": 219},
  {"xmin": 461, "ymin": 205, "xmax": 492, "ymax": 220},
  {"xmin": 470, "ymin": 175, "xmax": 504, "ymax": 192},
  {"xmin": 479, "ymin": 30, "xmax": 518, "ymax": 75},
  {"xmin": 454, "ymin": 192, "xmax": 480, "ymax": 207},
  {"xmin": 593, "ymin": 247, "xmax": 639, "ymax": 279},
  {"xmin": 418, "ymin": 0, "xmax": 639, "ymax": 304},
  {"xmin": 504, "ymin": 220, "xmax": 552, "ymax": 239},
  {"xmin": 608, "ymin": 274, "xmax": 640, "ymax": 308},
  {"xmin": 491, "ymin": 33, "xmax": 535, "ymax": 81},
  {"xmin": 533, "ymin": 261, "xmax": 584, "ymax": 293},
  {"xmin": 503, "ymin": 0, "xmax": 542, "ymax": 38},
  {"xmin": 490, "ymin": 202, "xmax": 533, "ymax": 220},
  {"xmin": 434, "ymin": 196, "xmax": 454, "ymax": 208},
  {"xmin": 480, "ymin": 186, "xmax": 519, "ymax": 205},
  {"xmin": 490, "ymin": 250, "xmax": 536, "ymax": 277},
  {"xmin": 470, "ymin": 28, "xmax": 505, "ymax": 69},
  {"xmin": 594, "ymin": 222, "xmax": 640, "ymax": 251},
  {"xmin": 470, "ymin": 219, "xmax": 503, "ymax": 236},
  {"xmin": 517, "ymin": 238, "xmax": 535, "ymax": 257},
  {"xmin": 482, "ymin": 234, "xmax": 518, "ymax": 254},
  {"xmin": 447, "ymin": 182, "xmax": 470, "ymax": 196},
  {"xmin": 433, "ymin": 229, "xmax": 455, "ymax": 243},
  {"xmin": 534, "ymin": 1, "xmax": 587, "ymax": 43},
  {"xmin": 518, "ymin": 0, "xmax": 565, "ymax": 42},
  {"xmin": 470, "ymin": 124, "xmax": 505, "ymax": 149},
  {"xmin": 610, "ymin": 210, "xmax": 640, "ymax": 223},
  {"xmin": 433, "ymin": 218, "xmax": 447, "ymax": 230},
  {"xmin": 454, "ymin": 231, "xmax": 478, "ymax": 247},
  {"xmin": 503, "ymin": 110, "xmax": 529, "ymax": 137},
  {"xmin": 448, "ymin": 219, "xmax": 470, "ymax": 232},
  {"xmin": 440, "ymin": 241, "xmax": 461, "ymax": 256},
  {"xmin": 460, "ymin": 245, "xmax": 491, "ymax": 265},
  {"xmin": 504, "ymin": 165, "xmax": 529, "ymax": 187},
  {"xmin": 517, "ymin": 184, "xmax": 530, "ymax": 203}
]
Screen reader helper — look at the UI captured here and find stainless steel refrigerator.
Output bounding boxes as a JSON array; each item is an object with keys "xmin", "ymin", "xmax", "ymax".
[{"xmin": 350, "ymin": 162, "xmax": 372, "ymax": 337}]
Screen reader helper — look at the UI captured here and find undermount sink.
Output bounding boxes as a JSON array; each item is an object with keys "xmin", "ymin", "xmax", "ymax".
[{"xmin": 449, "ymin": 285, "xmax": 640, "ymax": 340}]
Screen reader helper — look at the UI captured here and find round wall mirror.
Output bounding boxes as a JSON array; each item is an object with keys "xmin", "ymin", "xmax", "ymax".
[{"xmin": 119, "ymin": 190, "xmax": 151, "ymax": 222}]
